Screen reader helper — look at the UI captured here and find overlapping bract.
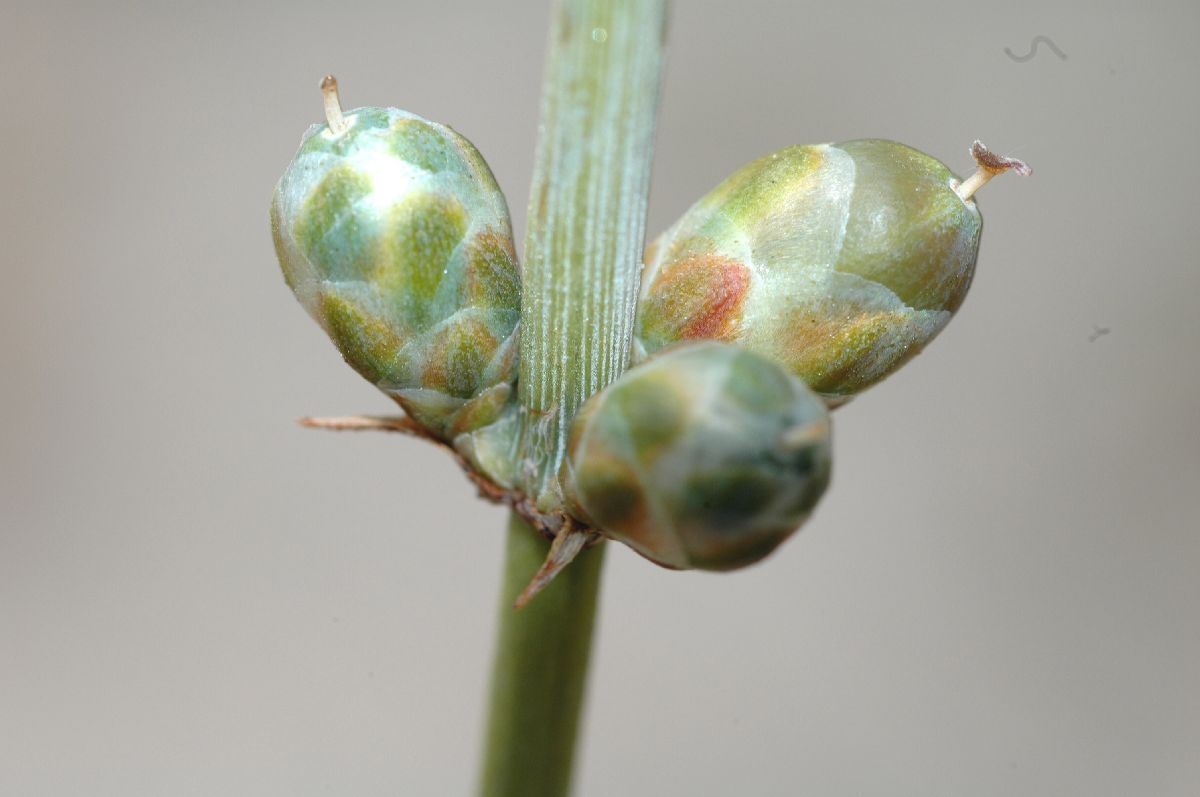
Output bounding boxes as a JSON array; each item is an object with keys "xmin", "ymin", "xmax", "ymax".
[
  {"xmin": 637, "ymin": 139, "xmax": 982, "ymax": 404},
  {"xmin": 560, "ymin": 342, "xmax": 832, "ymax": 570},
  {"xmin": 273, "ymin": 120, "xmax": 989, "ymax": 573},
  {"xmin": 271, "ymin": 107, "xmax": 521, "ymax": 442}
]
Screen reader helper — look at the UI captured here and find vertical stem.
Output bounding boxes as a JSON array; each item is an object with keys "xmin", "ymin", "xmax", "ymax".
[
  {"xmin": 518, "ymin": 0, "xmax": 667, "ymax": 506},
  {"xmin": 478, "ymin": 515, "xmax": 606, "ymax": 797},
  {"xmin": 478, "ymin": 2, "xmax": 665, "ymax": 795}
]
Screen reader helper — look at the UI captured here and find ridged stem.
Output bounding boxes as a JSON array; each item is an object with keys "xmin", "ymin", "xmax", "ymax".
[
  {"xmin": 477, "ymin": 515, "xmax": 606, "ymax": 797},
  {"xmin": 477, "ymin": 1, "xmax": 665, "ymax": 795},
  {"xmin": 517, "ymin": 0, "xmax": 666, "ymax": 506}
]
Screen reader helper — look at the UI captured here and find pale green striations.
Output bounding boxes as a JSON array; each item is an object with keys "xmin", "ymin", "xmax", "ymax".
[
  {"xmin": 637, "ymin": 139, "xmax": 983, "ymax": 405},
  {"xmin": 560, "ymin": 341, "xmax": 832, "ymax": 571},
  {"xmin": 271, "ymin": 106, "xmax": 523, "ymax": 485},
  {"xmin": 517, "ymin": 0, "xmax": 666, "ymax": 511}
]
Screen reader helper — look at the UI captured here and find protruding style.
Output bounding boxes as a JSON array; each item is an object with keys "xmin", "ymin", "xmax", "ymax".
[
  {"xmin": 636, "ymin": 139, "xmax": 1028, "ymax": 404},
  {"xmin": 954, "ymin": 140, "xmax": 1032, "ymax": 201},
  {"xmin": 271, "ymin": 82, "xmax": 523, "ymax": 477},
  {"xmin": 319, "ymin": 75, "xmax": 350, "ymax": 137}
]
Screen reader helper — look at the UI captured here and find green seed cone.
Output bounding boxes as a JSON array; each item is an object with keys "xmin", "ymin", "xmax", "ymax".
[
  {"xmin": 560, "ymin": 341, "xmax": 832, "ymax": 571},
  {"xmin": 636, "ymin": 139, "xmax": 982, "ymax": 404},
  {"xmin": 271, "ymin": 106, "xmax": 521, "ymax": 440}
]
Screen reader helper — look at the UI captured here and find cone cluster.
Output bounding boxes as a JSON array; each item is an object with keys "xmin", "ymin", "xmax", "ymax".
[{"xmin": 273, "ymin": 99, "xmax": 1005, "ymax": 572}]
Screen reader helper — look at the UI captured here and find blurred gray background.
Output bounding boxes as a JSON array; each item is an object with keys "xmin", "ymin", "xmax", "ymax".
[{"xmin": 2, "ymin": 1, "xmax": 1197, "ymax": 794}]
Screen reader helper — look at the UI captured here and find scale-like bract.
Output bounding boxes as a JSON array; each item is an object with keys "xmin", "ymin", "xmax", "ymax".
[
  {"xmin": 272, "ymin": 107, "xmax": 521, "ymax": 441},
  {"xmin": 561, "ymin": 342, "xmax": 832, "ymax": 570},
  {"xmin": 638, "ymin": 140, "xmax": 982, "ymax": 404}
]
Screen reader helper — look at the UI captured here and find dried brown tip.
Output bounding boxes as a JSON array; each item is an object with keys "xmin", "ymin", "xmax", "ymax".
[
  {"xmin": 955, "ymin": 140, "xmax": 1032, "ymax": 201},
  {"xmin": 319, "ymin": 74, "xmax": 349, "ymax": 136},
  {"xmin": 513, "ymin": 524, "xmax": 602, "ymax": 609},
  {"xmin": 970, "ymin": 140, "xmax": 1032, "ymax": 177},
  {"xmin": 298, "ymin": 414, "xmax": 429, "ymax": 437}
]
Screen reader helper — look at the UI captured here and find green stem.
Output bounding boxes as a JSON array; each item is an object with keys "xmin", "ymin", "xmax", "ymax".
[
  {"xmin": 477, "ymin": 2, "xmax": 665, "ymax": 794},
  {"xmin": 478, "ymin": 515, "xmax": 607, "ymax": 797},
  {"xmin": 517, "ymin": 0, "xmax": 667, "ymax": 506}
]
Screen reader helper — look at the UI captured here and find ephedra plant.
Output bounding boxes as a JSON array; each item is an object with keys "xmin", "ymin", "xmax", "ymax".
[{"xmin": 268, "ymin": 1, "xmax": 1029, "ymax": 794}]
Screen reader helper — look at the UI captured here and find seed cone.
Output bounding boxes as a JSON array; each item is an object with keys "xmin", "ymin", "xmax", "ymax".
[
  {"xmin": 637, "ymin": 139, "xmax": 984, "ymax": 404},
  {"xmin": 271, "ymin": 105, "xmax": 521, "ymax": 441},
  {"xmin": 560, "ymin": 341, "xmax": 832, "ymax": 571}
]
